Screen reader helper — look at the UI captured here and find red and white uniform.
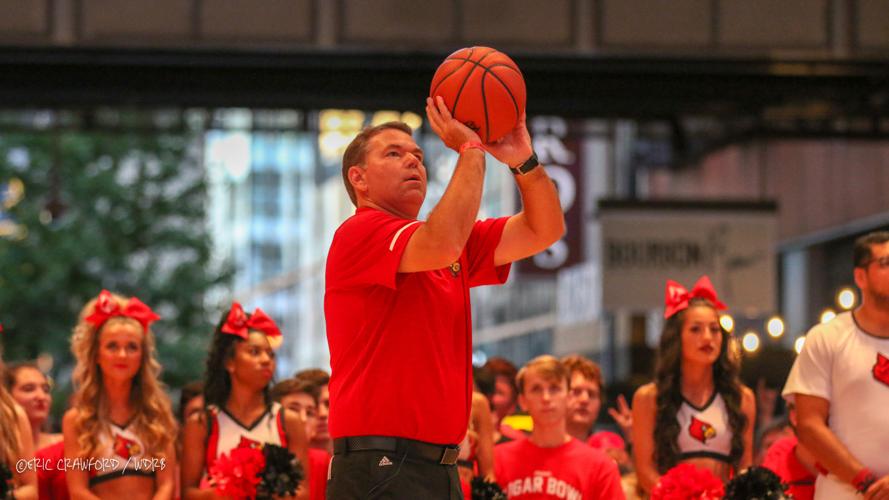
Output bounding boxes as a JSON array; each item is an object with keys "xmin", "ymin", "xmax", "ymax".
[
  {"xmin": 325, "ymin": 207, "xmax": 510, "ymax": 445},
  {"xmin": 675, "ymin": 393, "xmax": 733, "ymax": 463},
  {"xmin": 494, "ymin": 438, "xmax": 624, "ymax": 500},
  {"xmin": 89, "ymin": 420, "xmax": 154, "ymax": 486},
  {"xmin": 783, "ymin": 312, "xmax": 889, "ymax": 499},
  {"xmin": 205, "ymin": 402, "xmax": 287, "ymax": 470}
]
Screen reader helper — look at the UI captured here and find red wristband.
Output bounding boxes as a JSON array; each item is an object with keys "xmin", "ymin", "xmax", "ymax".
[
  {"xmin": 458, "ymin": 141, "xmax": 485, "ymax": 155},
  {"xmin": 853, "ymin": 467, "xmax": 877, "ymax": 494}
]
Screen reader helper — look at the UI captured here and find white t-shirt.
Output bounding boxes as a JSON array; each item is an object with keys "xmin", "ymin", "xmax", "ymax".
[{"xmin": 782, "ymin": 312, "xmax": 889, "ymax": 499}]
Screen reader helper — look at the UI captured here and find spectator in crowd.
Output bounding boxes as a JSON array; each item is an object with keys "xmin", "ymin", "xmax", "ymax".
[
  {"xmin": 0, "ymin": 336, "xmax": 38, "ymax": 500},
  {"xmin": 754, "ymin": 417, "xmax": 793, "ymax": 466},
  {"xmin": 4, "ymin": 362, "xmax": 61, "ymax": 450},
  {"xmin": 294, "ymin": 368, "xmax": 331, "ymax": 453},
  {"xmin": 761, "ymin": 395, "xmax": 819, "ymax": 500},
  {"xmin": 272, "ymin": 377, "xmax": 328, "ymax": 500},
  {"xmin": 632, "ymin": 277, "xmax": 755, "ymax": 494},
  {"xmin": 484, "ymin": 357, "xmax": 527, "ymax": 443},
  {"xmin": 178, "ymin": 381, "xmax": 204, "ymax": 424},
  {"xmin": 494, "ymin": 355, "xmax": 624, "ymax": 499},
  {"xmin": 561, "ymin": 354, "xmax": 634, "ymax": 445},
  {"xmin": 783, "ymin": 230, "xmax": 889, "ymax": 498},
  {"xmin": 457, "ymin": 389, "xmax": 497, "ymax": 497},
  {"xmin": 5, "ymin": 362, "xmax": 66, "ymax": 500}
]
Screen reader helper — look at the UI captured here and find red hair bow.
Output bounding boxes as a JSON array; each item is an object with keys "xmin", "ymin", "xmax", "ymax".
[
  {"xmin": 664, "ymin": 275, "xmax": 727, "ymax": 319},
  {"xmin": 84, "ymin": 290, "xmax": 161, "ymax": 330},
  {"xmin": 220, "ymin": 302, "xmax": 281, "ymax": 339}
]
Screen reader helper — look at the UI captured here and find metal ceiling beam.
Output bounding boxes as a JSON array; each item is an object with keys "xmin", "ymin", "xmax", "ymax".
[{"xmin": 1, "ymin": 47, "xmax": 888, "ymax": 120}]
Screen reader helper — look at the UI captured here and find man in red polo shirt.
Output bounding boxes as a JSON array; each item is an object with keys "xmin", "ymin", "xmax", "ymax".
[{"xmin": 325, "ymin": 97, "xmax": 565, "ymax": 499}]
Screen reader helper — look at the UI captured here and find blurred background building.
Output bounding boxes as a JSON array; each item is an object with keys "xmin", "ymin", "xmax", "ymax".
[{"xmin": 2, "ymin": 0, "xmax": 888, "ymax": 400}]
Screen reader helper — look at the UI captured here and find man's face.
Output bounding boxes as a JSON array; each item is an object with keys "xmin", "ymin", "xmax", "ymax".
[
  {"xmin": 856, "ymin": 242, "xmax": 889, "ymax": 307},
  {"xmin": 566, "ymin": 371, "xmax": 601, "ymax": 431},
  {"xmin": 518, "ymin": 369, "xmax": 568, "ymax": 428},
  {"xmin": 492, "ymin": 375, "xmax": 517, "ymax": 422},
  {"xmin": 351, "ymin": 129, "xmax": 427, "ymax": 218},
  {"xmin": 279, "ymin": 391, "xmax": 317, "ymax": 439}
]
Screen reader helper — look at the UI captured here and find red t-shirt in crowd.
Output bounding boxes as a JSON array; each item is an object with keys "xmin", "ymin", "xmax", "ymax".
[
  {"xmin": 35, "ymin": 440, "xmax": 69, "ymax": 500},
  {"xmin": 761, "ymin": 435, "xmax": 815, "ymax": 500},
  {"xmin": 308, "ymin": 448, "xmax": 329, "ymax": 500},
  {"xmin": 494, "ymin": 437, "xmax": 625, "ymax": 499},
  {"xmin": 325, "ymin": 207, "xmax": 511, "ymax": 445}
]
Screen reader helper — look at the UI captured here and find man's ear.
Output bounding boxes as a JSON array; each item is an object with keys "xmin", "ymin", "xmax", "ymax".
[
  {"xmin": 853, "ymin": 266, "xmax": 867, "ymax": 292},
  {"xmin": 348, "ymin": 165, "xmax": 366, "ymax": 196}
]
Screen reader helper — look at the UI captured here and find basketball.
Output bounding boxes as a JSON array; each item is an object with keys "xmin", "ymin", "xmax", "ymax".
[{"xmin": 429, "ymin": 46, "xmax": 526, "ymax": 144}]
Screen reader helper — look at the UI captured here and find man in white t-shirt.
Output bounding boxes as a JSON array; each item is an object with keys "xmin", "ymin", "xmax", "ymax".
[{"xmin": 783, "ymin": 230, "xmax": 889, "ymax": 499}]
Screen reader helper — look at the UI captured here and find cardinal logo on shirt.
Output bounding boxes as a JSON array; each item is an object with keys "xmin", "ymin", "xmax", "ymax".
[
  {"xmin": 113, "ymin": 433, "xmax": 141, "ymax": 459},
  {"xmin": 873, "ymin": 353, "xmax": 889, "ymax": 387},
  {"xmin": 689, "ymin": 416, "xmax": 716, "ymax": 443},
  {"xmin": 449, "ymin": 261, "xmax": 461, "ymax": 278},
  {"xmin": 237, "ymin": 436, "xmax": 263, "ymax": 450}
]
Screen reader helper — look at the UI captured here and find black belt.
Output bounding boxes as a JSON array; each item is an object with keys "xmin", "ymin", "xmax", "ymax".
[{"xmin": 333, "ymin": 436, "xmax": 460, "ymax": 465}]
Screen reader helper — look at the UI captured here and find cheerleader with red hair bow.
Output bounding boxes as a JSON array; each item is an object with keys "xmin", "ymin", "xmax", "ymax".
[
  {"xmin": 180, "ymin": 303, "xmax": 309, "ymax": 500},
  {"xmin": 631, "ymin": 276, "xmax": 757, "ymax": 495},
  {"xmin": 63, "ymin": 290, "xmax": 177, "ymax": 499}
]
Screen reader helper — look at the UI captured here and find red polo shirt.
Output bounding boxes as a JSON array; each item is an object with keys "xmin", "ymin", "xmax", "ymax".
[
  {"xmin": 761, "ymin": 436, "xmax": 815, "ymax": 500},
  {"xmin": 325, "ymin": 207, "xmax": 510, "ymax": 445}
]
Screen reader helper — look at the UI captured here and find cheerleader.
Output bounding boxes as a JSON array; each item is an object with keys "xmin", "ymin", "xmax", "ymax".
[
  {"xmin": 180, "ymin": 303, "xmax": 309, "ymax": 500},
  {"xmin": 62, "ymin": 290, "xmax": 178, "ymax": 499},
  {"xmin": 632, "ymin": 276, "xmax": 756, "ymax": 494}
]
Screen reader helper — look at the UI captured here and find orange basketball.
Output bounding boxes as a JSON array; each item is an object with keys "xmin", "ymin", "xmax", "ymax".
[{"xmin": 429, "ymin": 46, "xmax": 526, "ymax": 144}]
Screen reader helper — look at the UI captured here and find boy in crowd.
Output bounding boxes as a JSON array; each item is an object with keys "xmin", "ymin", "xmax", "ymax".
[
  {"xmin": 271, "ymin": 377, "xmax": 329, "ymax": 500},
  {"xmin": 294, "ymin": 368, "xmax": 331, "ymax": 453},
  {"xmin": 495, "ymin": 355, "xmax": 624, "ymax": 499}
]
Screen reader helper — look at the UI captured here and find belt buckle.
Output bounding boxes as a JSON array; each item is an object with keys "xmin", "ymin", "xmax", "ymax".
[{"xmin": 439, "ymin": 446, "xmax": 459, "ymax": 465}]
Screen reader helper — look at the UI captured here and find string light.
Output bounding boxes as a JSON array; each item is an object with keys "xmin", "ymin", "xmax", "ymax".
[
  {"xmin": 766, "ymin": 316, "xmax": 785, "ymax": 338},
  {"xmin": 719, "ymin": 314, "xmax": 735, "ymax": 333},
  {"xmin": 837, "ymin": 288, "xmax": 856, "ymax": 310},
  {"xmin": 742, "ymin": 331, "xmax": 761, "ymax": 353}
]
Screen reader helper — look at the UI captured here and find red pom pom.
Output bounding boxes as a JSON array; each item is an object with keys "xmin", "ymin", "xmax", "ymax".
[
  {"xmin": 651, "ymin": 463, "xmax": 725, "ymax": 500},
  {"xmin": 208, "ymin": 446, "xmax": 266, "ymax": 499}
]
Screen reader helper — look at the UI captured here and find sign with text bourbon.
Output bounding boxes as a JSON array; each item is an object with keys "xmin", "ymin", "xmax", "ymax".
[{"xmin": 599, "ymin": 200, "xmax": 777, "ymax": 313}]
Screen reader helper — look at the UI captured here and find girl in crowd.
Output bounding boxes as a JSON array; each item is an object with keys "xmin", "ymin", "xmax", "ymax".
[
  {"xmin": 4, "ymin": 362, "xmax": 67, "ymax": 500},
  {"xmin": 0, "ymin": 327, "xmax": 38, "ymax": 500},
  {"xmin": 63, "ymin": 290, "xmax": 178, "ymax": 500},
  {"xmin": 180, "ymin": 302, "xmax": 309, "ymax": 500},
  {"xmin": 632, "ymin": 276, "xmax": 756, "ymax": 494},
  {"xmin": 4, "ymin": 362, "xmax": 61, "ymax": 450}
]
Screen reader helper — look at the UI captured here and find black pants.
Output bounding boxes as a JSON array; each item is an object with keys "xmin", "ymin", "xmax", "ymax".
[{"xmin": 327, "ymin": 449, "xmax": 464, "ymax": 500}]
